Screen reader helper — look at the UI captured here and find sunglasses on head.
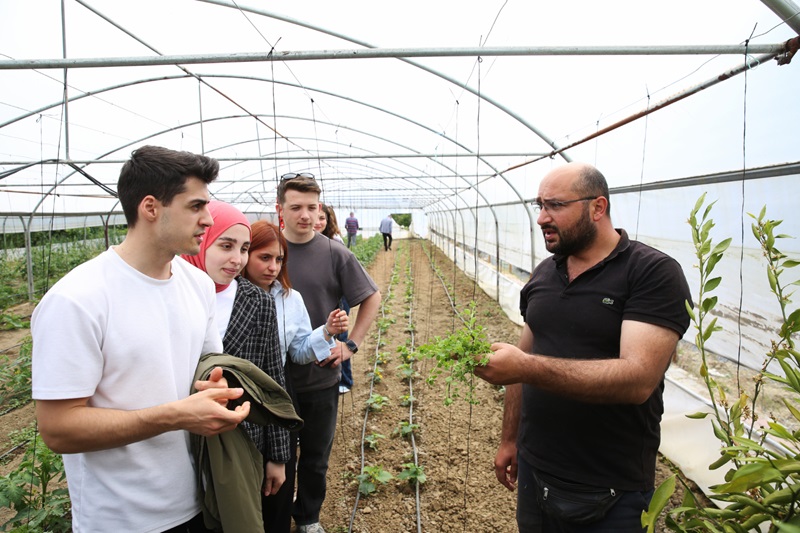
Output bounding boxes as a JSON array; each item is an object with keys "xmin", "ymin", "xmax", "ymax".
[{"xmin": 281, "ymin": 172, "xmax": 315, "ymax": 180}]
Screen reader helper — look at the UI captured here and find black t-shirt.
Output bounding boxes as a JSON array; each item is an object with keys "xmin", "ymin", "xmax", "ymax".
[{"xmin": 518, "ymin": 229, "xmax": 691, "ymax": 491}]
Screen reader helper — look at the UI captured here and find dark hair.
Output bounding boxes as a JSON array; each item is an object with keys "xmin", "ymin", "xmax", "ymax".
[
  {"xmin": 276, "ymin": 175, "xmax": 321, "ymax": 204},
  {"xmin": 117, "ymin": 145, "xmax": 219, "ymax": 227},
  {"xmin": 320, "ymin": 203, "xmax": 341, "ymax": 240},
  {"xmin": 576, "ymin": 165, "xmax": 611, "ymax": 216},
  {"xmin": 246, "ymin": 220, "xmax": 292, "ymax": 291}
]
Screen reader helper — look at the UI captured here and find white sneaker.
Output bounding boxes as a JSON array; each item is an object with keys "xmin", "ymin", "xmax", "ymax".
[
  {"xmin": 339, "ymin": 385, "xmax": 351, "ymax": 394},
  {"xmin": 296, "ymin": 523, "xmax": 326, "ymax": 533}
]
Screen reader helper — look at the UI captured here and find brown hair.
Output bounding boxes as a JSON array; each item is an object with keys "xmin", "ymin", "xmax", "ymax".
[
  {"xmin": 320, "ymin": 203, "xmax": 341, "ymax": 240},
  {"xmin": 246, "ymin": 220, "xmax": 292, "ymax": 291},
  {"xmin": 276, "ymin": 175, "xmax": 321, "ymax": 204},
  {"xmin": 117, "ymin": 145, "xmax": 218, "ymax": 227}
]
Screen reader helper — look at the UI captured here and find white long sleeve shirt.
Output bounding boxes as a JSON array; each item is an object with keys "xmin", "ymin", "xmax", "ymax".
[{"xmin": 269, "ymin": 280, "xmax": 335, "ymax": 365}]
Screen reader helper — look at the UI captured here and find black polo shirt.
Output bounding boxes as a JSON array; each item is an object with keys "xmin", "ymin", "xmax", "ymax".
[{"xmin": 518, "ymin": 229, "xmax": 691, "ymax": 491}]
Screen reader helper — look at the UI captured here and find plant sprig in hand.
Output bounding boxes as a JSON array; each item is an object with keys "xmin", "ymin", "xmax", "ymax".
[{"xmin": 419, "ymin": 302, "xmax": 491, "ymax": 405}]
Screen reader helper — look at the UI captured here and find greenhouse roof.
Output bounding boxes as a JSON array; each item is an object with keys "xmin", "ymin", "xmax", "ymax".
[{"xmin": 0, "ymin": 0, "xmax": 798, "ymax": 220}]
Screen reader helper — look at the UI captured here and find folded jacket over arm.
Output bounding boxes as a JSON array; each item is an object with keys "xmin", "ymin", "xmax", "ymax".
[{"xmin": 191, "ymin": 353, "xmax": 303, "ymax": 532}]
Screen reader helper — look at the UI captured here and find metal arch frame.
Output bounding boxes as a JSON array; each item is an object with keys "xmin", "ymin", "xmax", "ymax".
[
  {"xmin": 0, "ymin": 74, "xmax": 532, "ymax": 210},
  {"xmin": 4, "ymin": 60, "xmax": 543, "ymax": 275},
  {"xmin": 16, "ymin": 109, "xmax": 511, "ymax": 291},
  {"xmin": 195, "ymin": 0, "xmax": 571, "ymax": 161}
]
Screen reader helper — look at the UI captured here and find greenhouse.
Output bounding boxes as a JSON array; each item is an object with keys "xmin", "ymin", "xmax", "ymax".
[{"xmin": 1, "ymin": 0, "xmax": 799, "ymax": 531}]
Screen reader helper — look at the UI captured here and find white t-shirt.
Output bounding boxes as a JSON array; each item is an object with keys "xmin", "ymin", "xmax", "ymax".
[
  {"xmin": 31, "ymin": 248, "xmax": 223, "ymax": 533},
  {"xmin": 215, "ymin": 279, "xmax": 238, "ymax": 339}
]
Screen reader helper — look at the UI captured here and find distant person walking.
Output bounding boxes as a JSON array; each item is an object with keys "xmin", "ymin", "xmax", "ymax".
[
  {"xmin": 379, "ymin": 215, "xmax": 393, "ymax": 251},
  {"xmin": 344, "ymin": 211, "xmax": 359, "ymax": 248}
]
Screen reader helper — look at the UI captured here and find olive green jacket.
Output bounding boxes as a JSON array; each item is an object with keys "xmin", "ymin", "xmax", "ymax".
[{"xmin": 191, "ymin": 353, "xmax": 303, "ymax": 532}]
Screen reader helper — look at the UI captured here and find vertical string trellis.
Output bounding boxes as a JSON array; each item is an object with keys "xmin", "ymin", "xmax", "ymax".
[
  {"xmin": 735, "ymin": 29, "xmax": 756, "ymax": 393},
  {"xmin": 633, "ymin": 89, "xmax": 650, "ymax": 241}
]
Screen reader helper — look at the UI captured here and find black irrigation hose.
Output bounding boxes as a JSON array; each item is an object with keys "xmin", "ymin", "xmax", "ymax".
[
  {"xmin": 392, "ymin": 243, "xmax": 423, "ymax": 533},
  {"xmin": 403, "ymin": 248, "xmax": 423, "ymax": 533},
  {"xmin": 0, "ymin": 438, "xmax": 31, "ymax": 462}
]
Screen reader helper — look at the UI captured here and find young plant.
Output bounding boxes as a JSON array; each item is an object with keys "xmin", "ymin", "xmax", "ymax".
[
  {"xmin": 364, "ymin": 432, "xmax": 386, "ymax": 451},
  {"xmin": 419, "ymin": 302, "xmax": 491, "ymax": 405},
  {"xmin": 399, "ymin": 394, "xmax": 415, "ymax": 407},
  {"xmin": 367, "ymin": 368, "xmax": 384, "ymax": 384},
  {"xmin": 644, "ymin": 197, "xmax": 800, "ymax": 532},
  {"xmin": 376, "ymin": 316, "xmax": 395, "ymax": 334},
  {"xmin": 0, "ymin": 313, "xmax": 29, "ymax": 331},
  {"xmin": 0, "ymin": 336, "xmax": 32, "ymax": 413},
  {"xmin": 397, "ymin": 344, "xmax": 417, "ymax": 364},
  {"xmin": 375, "ymin": 351, "xmax": 389, "ymax": 366},
  {"xmin": 393, "ymin": 421, "xmax": 419, "ymax": 440},
  {"xmin": 356, "ymin": 465, "xmax": 393, "ymax": 496},
  {"xmin": 396, "ymin": 363, "xmax": 419, "ymax": 383},
  {"xmin": 365, "ymin": 393, "xmax": 389, "ymax": 412},
  {"xmin": 0, "ymin": 434, "xmax": 71, "ymax": 533},
  {"xmin": 397, "ymin": 463, "xmax": 426, "ymax": 488}
]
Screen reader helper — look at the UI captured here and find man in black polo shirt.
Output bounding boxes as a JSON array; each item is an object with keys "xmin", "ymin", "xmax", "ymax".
[{"xmin": 476, "ymin": 162, "xmax": 691, "ymax": 532}]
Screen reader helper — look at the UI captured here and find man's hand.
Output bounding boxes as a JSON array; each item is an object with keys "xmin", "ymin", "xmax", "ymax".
[
  {"xmin": 180, "ymin": 387, "xmax": 250, "ymax": 436},
  {"xmin": 318, "ymin": 342, "xmax": 348, "ymax": 368},
  {"xmin": 264, "ymin": 461, "xmax": 286, "ymax": 496},
  {"xmin": 195, "ymin": 366, "xmax": 230, "ymax": 405},
  {"xmin": 473, "ymin": 343, "xmax": 528, "ymax": 385},
  {"xmin": 494, "ymin": 440, "xmax": 518, "ymax": 491}
]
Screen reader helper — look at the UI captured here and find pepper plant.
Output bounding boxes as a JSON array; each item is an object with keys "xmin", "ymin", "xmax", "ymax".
[{"xmin": 643, "ymin": 197, "xmax": 800, "ymax": 532}]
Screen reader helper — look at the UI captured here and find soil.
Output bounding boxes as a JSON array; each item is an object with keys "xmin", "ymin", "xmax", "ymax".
[
  {"xmin": 319, "ymin": 240, "xmax": 707, "ymax": 532},
  {"xmin": 0, "ymin": 241, "xmax": 712, "ymax": 531}
]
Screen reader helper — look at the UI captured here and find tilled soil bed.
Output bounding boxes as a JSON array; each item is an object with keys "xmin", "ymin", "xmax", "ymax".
[
  {"xmin": 0, "ymin": 240, "xmax": 707, "ymax": 531},
  {"xmin": 319, "ymin": 239, "xmax": 703, "ymax": 532}
]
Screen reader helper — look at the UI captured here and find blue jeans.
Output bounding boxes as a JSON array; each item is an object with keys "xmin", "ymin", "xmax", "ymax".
[
  {"xmin": 337, "ymin": 298, "xmax": 353, "ymax": 389},
  {"xmin": 347, "ymin": 233, "xmax": 357, "ymax": 248},
  {"xmin": 516, "ymin": 455, "xmax": 653, "ymax": 533}
]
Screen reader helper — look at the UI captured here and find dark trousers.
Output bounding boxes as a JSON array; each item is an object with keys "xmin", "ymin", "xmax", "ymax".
[
  {"xmin": 381, "ymin": 232, "xmax": 392, "ymax": 250},
  {"xmin": 516, "ymin": 455, "xmax": 653, "ymax": 533},
  {"xmin": 291, "ymin": 384, "xmax": 340, "ymax": 526}
]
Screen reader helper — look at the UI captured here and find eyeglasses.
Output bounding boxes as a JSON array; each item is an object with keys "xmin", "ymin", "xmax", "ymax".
[
  {"xmin": 532, "ymin": 196, "xmax": 597, "ymax": 213},
  {"xmin": 280, "ymin": 172, "xmax": 315, "ymax": 181}
]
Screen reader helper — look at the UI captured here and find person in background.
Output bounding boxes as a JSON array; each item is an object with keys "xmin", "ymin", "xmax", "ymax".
[
  {"xmin": 344, "ymin": 211, "xmax": 359, "ymax": 248},
  {"xmin": 276, "ymin": 174, "xmax": 381, "ymax": 533},
  {"xmin": 313, "ymin": 210, "xmax": 327, "ymax": 234},
  {"xmin": 379, "ymin": 214, "xmax": 393, "ymax": 251},
  {"xmin": 475, "ymin": 162, "xmax": 691, "ymax": 532},
  {"xmin": 317, "ymin": 203, "xmax": 352, "ymax": 393},
  {"xmin": 243, "ymin": 220, "xmax": 348, "ymax": 533},
  {"xmin": 180, "ymin": 200, "xmax": 291, "ymax": 512},
  {"xmin": 320, "ymin": 203, "xmax": 344, "ymax": 244},
  {"xmin": 32, "ymin": 145, "xmax": 249, "ymax": 533}
]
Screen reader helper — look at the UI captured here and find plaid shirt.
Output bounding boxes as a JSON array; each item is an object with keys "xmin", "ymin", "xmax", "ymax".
[{"xmin": 223, "ymin": 277, "xmax": 290, "ymax": 463}]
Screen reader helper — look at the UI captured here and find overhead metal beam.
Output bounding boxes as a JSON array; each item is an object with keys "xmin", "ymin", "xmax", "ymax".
[
  {"xmin": 760, "ymin": 0, "xmax": 800, "ymax": 35},
  {"xmin": 0, "ymin": 153, "xmax": 547, "ymax": 166},
  {"xmin": 0, "ymin": 44, "xmax": 790, "ymax": 70}
]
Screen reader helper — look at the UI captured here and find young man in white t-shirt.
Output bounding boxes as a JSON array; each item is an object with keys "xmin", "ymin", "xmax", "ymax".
[{"xmin": 32, "ymin": 145, "xmax": 251, "ymax": 533}]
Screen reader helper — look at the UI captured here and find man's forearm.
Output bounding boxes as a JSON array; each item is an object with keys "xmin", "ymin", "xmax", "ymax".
[
  {"xmin": 501, "ymin": 383, "xmax": 522, "ymax": 444},
  {"xmin": 349, "ymin": 291, "xmax": 381, "ymax": 346}
]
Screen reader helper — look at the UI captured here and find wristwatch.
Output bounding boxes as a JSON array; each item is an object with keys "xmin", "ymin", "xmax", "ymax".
[{"xmin": 345, "ymin": 339, "xmax": 359, "ymax": 354}]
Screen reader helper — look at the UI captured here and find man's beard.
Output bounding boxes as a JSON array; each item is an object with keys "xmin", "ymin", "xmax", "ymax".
[{"xmin": 543, "ymin": 206, "xmax": 597, "ymax": 256}]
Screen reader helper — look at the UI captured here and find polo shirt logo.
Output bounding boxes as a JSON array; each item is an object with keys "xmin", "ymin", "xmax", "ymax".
[{"xmin": 602, "ymin": 297, "xmax": 614, "ymax": 305}]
